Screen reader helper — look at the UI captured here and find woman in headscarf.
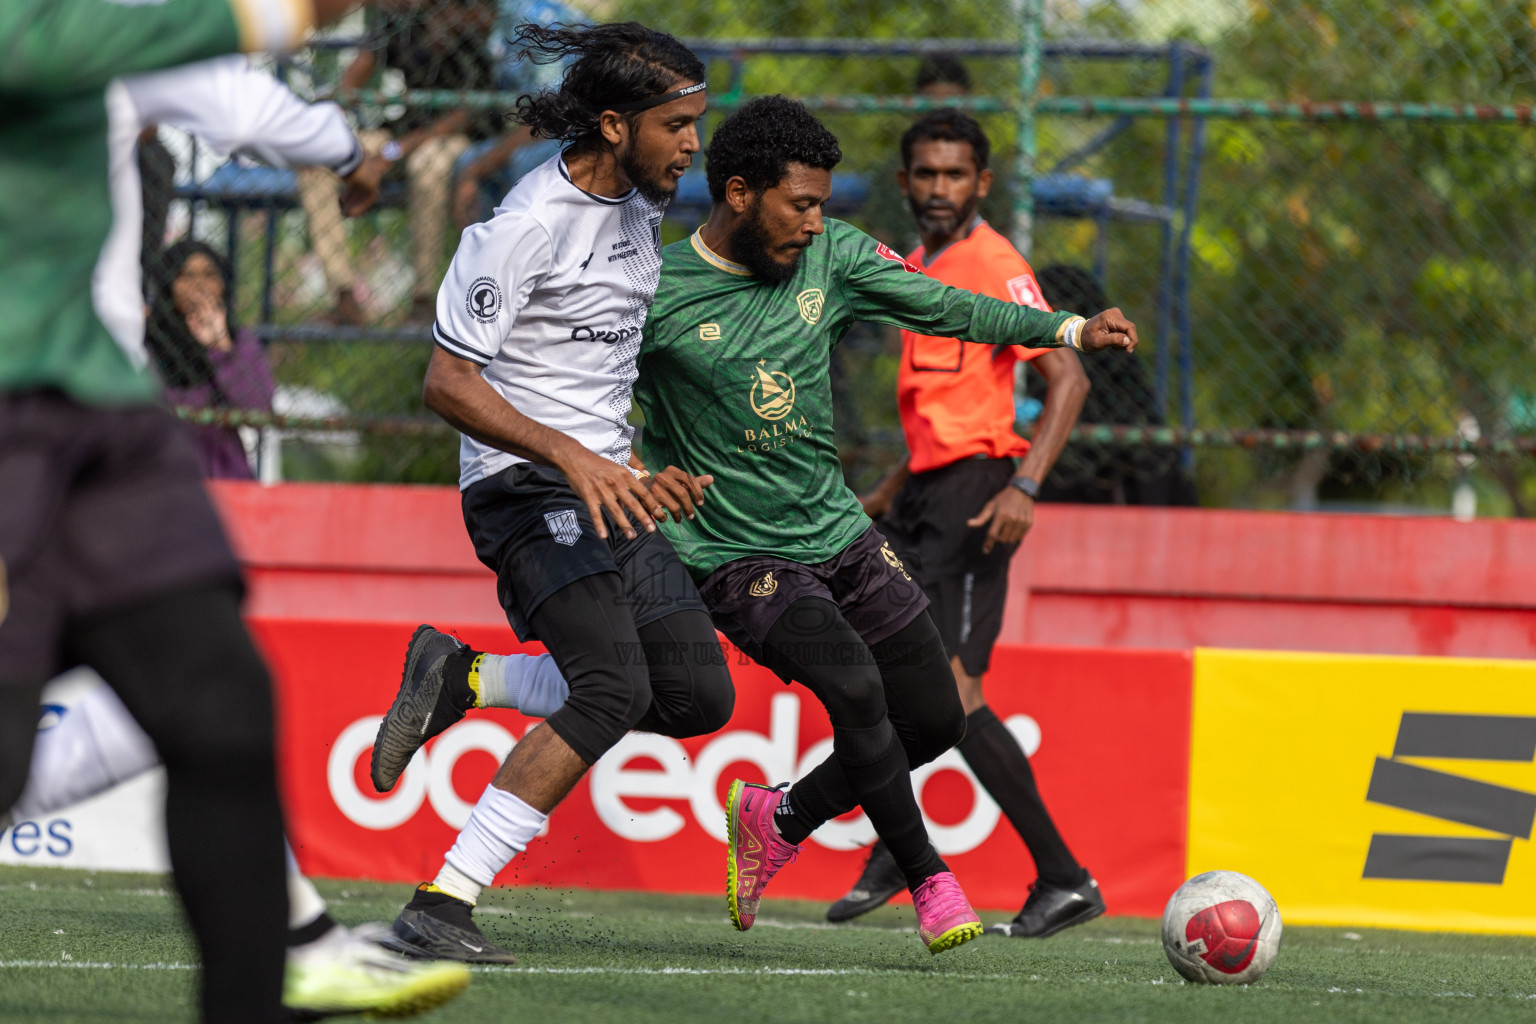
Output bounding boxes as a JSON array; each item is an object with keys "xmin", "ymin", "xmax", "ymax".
[{"xmin": 146, "ymin": 240, "xmax": 275, "ymax": 479}]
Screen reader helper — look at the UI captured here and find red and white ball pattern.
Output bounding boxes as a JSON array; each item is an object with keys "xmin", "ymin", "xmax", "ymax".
[{"xmin": 1161, "ymin": 871, "xmax": 1282, "ymax": 984}]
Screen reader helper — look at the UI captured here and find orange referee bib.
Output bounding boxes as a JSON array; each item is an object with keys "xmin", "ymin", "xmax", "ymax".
[{"xmin": 897, "ymin": 220, "xmax": 1052, "ymax": 474}]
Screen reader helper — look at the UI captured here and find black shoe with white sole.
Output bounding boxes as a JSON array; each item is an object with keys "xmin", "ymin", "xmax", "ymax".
[
  {"xmin": 985, "ymin": 872, "xmax": 1105, "ymax": 938},
  {"xmin": 380, "ymin": 885, "xmax": 519, "ymax": 964},
  {"xmin": 826, "ymin": 841, "xmax": 907, "ymax": 923}
]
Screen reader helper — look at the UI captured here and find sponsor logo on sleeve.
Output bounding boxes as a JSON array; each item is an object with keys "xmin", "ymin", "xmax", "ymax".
[
  {"xmin": 795, "ymin": 289, "xmax": 825, "ymax": 325},
  {"xmin": 1006, "ymin": 272, "xmax": 1051, "ymax": 311},
  {"xmin": 466, "ymin": 277, "xmax": 503, "ymax": 323},
  {"xmin": 875, "ymin": 242, "xmax": 922, "ymax": 273},
  {"xmin": 699, "ymin": 323, "xmax": 722, "ymax": 341}
]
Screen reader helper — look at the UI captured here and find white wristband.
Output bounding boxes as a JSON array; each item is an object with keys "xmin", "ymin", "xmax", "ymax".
[{"xmin": 1061, "ymin": 316, "xmax": 1087, "ymax": 351}]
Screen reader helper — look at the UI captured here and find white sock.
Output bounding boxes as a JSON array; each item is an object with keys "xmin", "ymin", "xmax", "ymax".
[
  {"xmin": 286, "ymin": 843, "xmax": 329, "ymax": 932},
  {"xmin": 431, "ymin": 862, "xmax": 485, "ymax": 906},
  {"xmin": 438, "ymin": 785, "xmax": 548, "ymax": 904},
  {"xmin": 475, "ymin": 653, "xmax": 569, "ymax": 719},
  {"xmin": 13, "ymin": 683, "xmax": 160, "ymax": 819}
]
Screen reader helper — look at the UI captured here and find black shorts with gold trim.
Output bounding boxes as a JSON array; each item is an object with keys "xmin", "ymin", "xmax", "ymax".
[{"xmin": 698, "ymin": 524, "xmax": 929, "ymax": 669}]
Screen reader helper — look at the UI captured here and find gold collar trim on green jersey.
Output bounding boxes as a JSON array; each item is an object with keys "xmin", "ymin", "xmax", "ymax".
[{"xmin": 690, "ymin": 230, "xmax": 752, "ymax": 276}]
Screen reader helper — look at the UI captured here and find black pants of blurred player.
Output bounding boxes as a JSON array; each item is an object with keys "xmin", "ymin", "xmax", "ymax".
[
  {"xmin": 0, "ymin": 391, "xmax": 287, "ymax": 1024},
  {"xmin": 881, "ymin": 456, "xmax": 1085, "ymax": 889}
]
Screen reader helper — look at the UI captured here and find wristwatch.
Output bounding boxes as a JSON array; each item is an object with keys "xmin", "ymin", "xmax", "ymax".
[{"xmin": 1008, "ymin": 475, "xmax": 1041, "ymax": 500}]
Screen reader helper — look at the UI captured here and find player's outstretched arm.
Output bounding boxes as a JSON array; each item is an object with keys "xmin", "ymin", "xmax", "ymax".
[
  {"xmin": 834, "ymin": 223, "xmax": 1074, "ymax": 348},
  {"xmin": 0, "ymin": 0, "xmax": 360, "ymax": 97},
  {"xmin": 423, "ymin": 347, "xmax": 659, "ymax": 540},
  {"xmin": 124, "ymin": 54, "xmax": 381, "ymax": 216}
]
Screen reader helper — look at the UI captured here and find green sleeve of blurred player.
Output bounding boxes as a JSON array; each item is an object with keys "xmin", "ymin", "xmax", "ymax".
[
  {"xmin": 0, "ymin": 0, "xmax": 243, "ymax": 96},
  {"xmin": 826, "ymin": 221, "xmax": 1077, "ymax": 347}
]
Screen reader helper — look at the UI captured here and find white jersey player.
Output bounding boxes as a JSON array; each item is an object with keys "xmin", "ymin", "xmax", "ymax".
[
  {"xmin": 434, "ymin": 152, "xmax": 667, "ymax": 486},
  {"xmin": 365, "ymin": 22, "xmax": 736, "ymax": 964}
]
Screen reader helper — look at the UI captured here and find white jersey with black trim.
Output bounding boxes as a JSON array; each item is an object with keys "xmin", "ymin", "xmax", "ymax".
[{"xmin": 432, "ymin": 151, "xmax": 666, "ymax": 489}]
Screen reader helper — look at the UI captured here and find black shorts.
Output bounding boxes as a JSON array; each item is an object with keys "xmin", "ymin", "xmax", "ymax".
[
  {"xmin": 461, "ymin": 462, "xmax": 707, "ymax": 643},
  {"xmin": 879, "ymin": 456, "xmax": 1017, "ymax": 677},
  {"xmin": 0, "ymin": 391, "xmax": 242, "ymax": 685},
  {"xmin": 699, "ymin": 524, "xmax": 929, "ymax": 668}
]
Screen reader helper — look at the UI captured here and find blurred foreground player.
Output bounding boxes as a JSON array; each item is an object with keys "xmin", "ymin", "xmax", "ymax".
[
  {"xmin": 367, "ymin": 22, "xmax": 736, "ymax": 963},
  {"xmin": 630, "ymin": 97, "xmax": 1137, "ymax": 953},
  {"xmin": 0, "ymin": 2, "xmax": 376, "ymax": 1021},
  {"xmin": 0, "ymin": 49, "xmax": 468, "ymax": 1018},
  {"xmin": 1, "ymin": 680, "xmax": 468, "ymax": 1017},
  {"xmin": 831, "ymin": 110, "xmax": 1104, "ymax": 937}
]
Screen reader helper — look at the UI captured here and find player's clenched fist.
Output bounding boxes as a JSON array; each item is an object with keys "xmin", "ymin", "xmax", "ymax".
[{"xmin": 1080, "ymin": 307, "xmax": 1138, "ymax": 353}]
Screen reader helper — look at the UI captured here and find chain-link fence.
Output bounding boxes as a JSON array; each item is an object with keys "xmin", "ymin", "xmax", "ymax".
[{"xmin": 150, "ymin": 0, "xmax": 1536, "ymax": 515}]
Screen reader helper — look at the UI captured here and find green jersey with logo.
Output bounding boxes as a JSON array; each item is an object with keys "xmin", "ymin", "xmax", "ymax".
[
  {"xmin": 0, "ymin": 0, "xmax": 247, "ymax": 405},
  {"xmin": 635, "ymin": 218, "xmax": 1076, "ymax": 578}
]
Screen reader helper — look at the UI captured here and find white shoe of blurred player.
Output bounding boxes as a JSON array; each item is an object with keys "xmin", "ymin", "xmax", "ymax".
[{"xmin": 284, "ymin": 922, "xmax": 471, "ymax": 1019}]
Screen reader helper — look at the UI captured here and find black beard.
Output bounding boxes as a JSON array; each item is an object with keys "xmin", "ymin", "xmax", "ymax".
[
  {"xmin": 620, "ymin": 146, "xmax": 675, "ymax": 205},
  {"xmin": 729, "ymin": 201, "xmax": 806, "ymax": 283},
  {"xmin": 909, "ymin": 193, "xmax": 978, "ymax": 239}
]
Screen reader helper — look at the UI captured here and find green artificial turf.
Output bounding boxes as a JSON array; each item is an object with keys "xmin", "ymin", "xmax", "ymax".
[{"xmin": 3, "ymin": 865, "xmax": 1535, "ymax": 1023}]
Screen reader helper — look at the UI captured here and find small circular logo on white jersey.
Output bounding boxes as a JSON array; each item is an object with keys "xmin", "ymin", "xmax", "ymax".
[{"xmin": 466, "ymin": 277, "xmax": 502, "ymax": 323}]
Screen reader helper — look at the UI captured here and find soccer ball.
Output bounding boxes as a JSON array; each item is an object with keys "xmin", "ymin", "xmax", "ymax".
[{"xmin": 1161, "ymin": 871, "xmax": 1282, "ymax": 985}]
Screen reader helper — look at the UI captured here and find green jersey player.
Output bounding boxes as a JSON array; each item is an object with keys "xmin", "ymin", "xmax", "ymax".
[
  {"xmin": 0, "ymin": 3, "xmax": 414, "ymax": 1022},
  {"xmin": 633, "ymin": 96, "xmax": 1138, "ymax": 953}
]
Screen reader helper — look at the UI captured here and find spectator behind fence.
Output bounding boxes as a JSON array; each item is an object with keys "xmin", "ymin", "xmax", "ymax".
[
  {"xmin": 446, "ymin": 0, "xmax": 584, "ymax": 226},
  {"xmin": 298, "ymin": 0, "xmax": 502, "ymax": 324},
  {"xmin": 1029, "ymin": 265, "xmax": 1198, "ymax": 505},
  {"xmin": 915, "ymin": 53, "xmax": 972, "ymax": 100},
  {"xmin": 147, "ymin": 241, "xmax": 275, "ymax": 480}
]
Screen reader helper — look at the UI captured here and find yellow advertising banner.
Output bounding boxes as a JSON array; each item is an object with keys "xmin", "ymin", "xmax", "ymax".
[{"xmin": 1188, "ymin": 648, "xmax": 1536, "ymax": 934}]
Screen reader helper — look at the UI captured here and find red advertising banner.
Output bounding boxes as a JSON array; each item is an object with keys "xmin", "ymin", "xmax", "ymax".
[{"xmin": 255, "ymin": 618, "xmax": 1191, "ymax": 917}]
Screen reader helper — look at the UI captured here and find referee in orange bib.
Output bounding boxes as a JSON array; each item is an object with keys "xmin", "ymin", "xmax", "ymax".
[{"xmin": 829, "ymin": 109, "xmax": 1105, "ymax": 937}]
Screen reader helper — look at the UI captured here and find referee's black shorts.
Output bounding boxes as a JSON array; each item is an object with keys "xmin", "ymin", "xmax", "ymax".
[{"xmin": 878, "ymin": 456, "xmax": 1019, "ymax": 677}]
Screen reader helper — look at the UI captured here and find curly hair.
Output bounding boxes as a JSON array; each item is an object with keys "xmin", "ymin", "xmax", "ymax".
[
  {"xmin": 509, "ymin": 22, "xmax": 704, "ymax": 144},
  {"xmin": 704, "ymin": 95, "xmax": 843, "ymax": 201},
  {"xmin": 900, "ymin": 109, "xmax": 990, "ymax": 171}
]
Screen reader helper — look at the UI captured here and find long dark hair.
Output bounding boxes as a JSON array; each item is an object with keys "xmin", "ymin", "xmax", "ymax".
[
  {"xmin": 508, "ymin": 22, "xmax": 704, "ymax": 145},
  {"xmin": 145, "ymin": 240, "xmax": 230, "ymax": 394}
]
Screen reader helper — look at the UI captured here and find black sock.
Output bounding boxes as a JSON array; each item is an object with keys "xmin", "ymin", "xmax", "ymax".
[
  {"xmin": 442, "ymin": 646, "xmax": 482, "ymax": 711},
  {"xmin": 833, "ymin": 720, "xmax": 946, "ymax": 890},
  {"xmin": 958, "ymin": 704, "xmax": 1084, "ymax": 888},
  {"xmin": 288, "ymin": 911, "xmax": 338, "ymax": 948},
  {"xmin": 775, "ymin": 758, "xmax": 847, "ymax": 845}
]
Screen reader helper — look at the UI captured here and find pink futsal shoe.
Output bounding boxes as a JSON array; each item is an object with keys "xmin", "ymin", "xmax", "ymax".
[
  {"xmin": 725, "ymin": 780, "xmax": 801, "ymax": 931},
  {"xmin": 913, "ymin": 871, "xmax": 983, "ymax": 954}
]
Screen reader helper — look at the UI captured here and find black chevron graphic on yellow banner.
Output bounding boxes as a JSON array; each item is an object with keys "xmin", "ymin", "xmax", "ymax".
[{"xmin": 1363, "ymin": 713, "xmax": 1536, "ymax": 885}]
